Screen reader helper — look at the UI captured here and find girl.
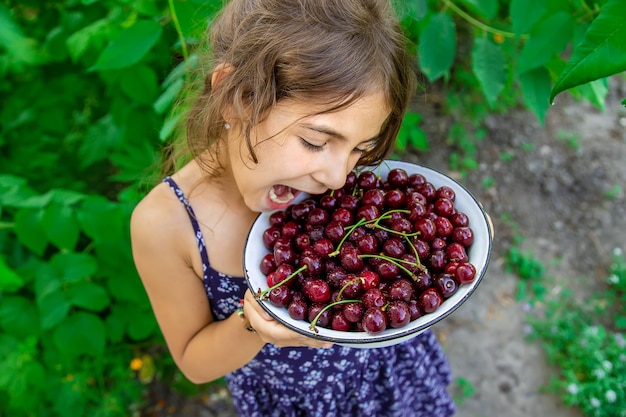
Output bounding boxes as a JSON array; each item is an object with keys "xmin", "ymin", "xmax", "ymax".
[{"xmin": 130, "ymin": 0, "xmax": 456, "ymax": 415}]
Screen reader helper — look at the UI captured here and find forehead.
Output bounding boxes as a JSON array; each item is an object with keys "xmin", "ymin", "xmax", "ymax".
[{"xmin": 273, "ymin": 92, "xmax": 391, "ymax": 140}]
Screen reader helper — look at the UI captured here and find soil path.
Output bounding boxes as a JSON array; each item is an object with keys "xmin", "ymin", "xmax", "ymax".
[{"xmin": 141, "ymin": 79, "xmax": 626, "ymax": 417}]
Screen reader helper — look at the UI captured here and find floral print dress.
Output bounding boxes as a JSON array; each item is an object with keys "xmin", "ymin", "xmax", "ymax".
[{"xmin": 164, "ymin": 177, "xmax": 456, "ymax": 417}]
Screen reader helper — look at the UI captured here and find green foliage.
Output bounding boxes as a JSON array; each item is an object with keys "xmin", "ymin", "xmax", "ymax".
[
  {"xmin": 0, "ymin": 0, "xmax": 222, "ymax": 414},
  {"xmin": 526, "ymin": 249, "xmax": 626, "ymax": 417}
]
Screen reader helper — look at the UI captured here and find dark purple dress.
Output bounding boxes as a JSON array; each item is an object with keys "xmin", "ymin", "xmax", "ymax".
[{"xmin": 164, "ymin": 177, "xmax": 456, "ymax": 417}]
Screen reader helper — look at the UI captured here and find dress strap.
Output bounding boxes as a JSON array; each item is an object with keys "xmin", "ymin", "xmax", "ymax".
[{"xmin": 162, "ymin": 177, "xmax": 211, "ymax": 273}]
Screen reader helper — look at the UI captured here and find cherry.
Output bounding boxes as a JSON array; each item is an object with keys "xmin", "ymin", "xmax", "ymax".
[
  {"xmin": 269, "ymin": 285, "xmax": 292, "ymax": 307},
  {"xmin": 434, "ymin": 273, "xmax": 458, "ymax": 298},
  {"xmin": 451, "ymin": 212, "xmax": 469, "ymax": 227},
  {"xmin": 357, "ymin": 234, "xmax": 378, "ymax": 254},
  {"xmin": 452, "ymin": 227, "xmax": 474, "ymax": 247},
  {"xmin": 434, "ymin": 198, "xmax": 454, "ymax": 217},
  {"xmin": 389, "ymin": 278, "xmax": 415, "ymax": 302},
  {"xmin": 414, "ymin": 218, "xmax": 436, "ymax": 241},
  {"xmin": 319, "ymin": 194, "xmax": 338, "ymax": 210},
  {"xmin": 362, "ymin": 189, "xmax": 386, "ymax": 208},
  {"xmin": 288, "ymin": 299, "xmax": 308, "ymax": 321},
  {"xmin": 331, "ymin": 207, "xmax": 354, "ymax": 226},
  {"xmin": 386, "ymin": 301, "xmax": 410, "ymax": 328},
  {"xmin": 455, "ymin": 262, "xmax": 477, "ymax": 284},
  {"xmin": 362, "ymin": 288, "xmax": 386, "ymax": 308},
  {"xmin": 273, "ymin": 241, "xmax": 297, "ymax": 265},
  {"xmin": 300, "ymin": 252, "xmax": 324, "ymax": 276},
  {"xmin": 302, "ymin": 278, "xmax": 331, "ymax": 303},
  {"xmin": 262, "ymin": 227, "xmax": 282, "ymax": 249},
  {"xmin": 408, "ymin": 173, "xmax": 427, "ymax": 187},
  {"xmin": 331, "ymin": 311, "xmax": 352, "ymax": 331},
  {"xmin": 436, "ymin": 186, "xmax": 456, "ymax": 202},
  {"xmin": 340, "ymin": 245, "xmax": 364, "ymax": 272},
  {"xmin": 294, "ymin": 233, "xmax": 311, "ymax": 251},
  {"xmin": 281, "ymin": 221, "xmax": 300, "ymax": 239},
  {"xmin": 383, "ymin": 238, "xmax": 406, "ymax": 258},
  {"xmin": 269, "ymin": 211, "xmax": 288, "ymax": 228},
  {"xmin": 446, "ymin": 242, "xmax": 468, "ymax": 263},
  {"xmin": 357, "ymin": 204, "xmax": 380, "ymax": 221},
  {"xmin": 308, "ymin": 303, "xmax": 331, "ymax": 328},
  {"xmin": 290, "ymin": 202, "xmax": 311, "ymax": 221},
  {"xmin": 313, "ymin": 238, "xmax": 334, "ymax": 258},
  {"xmin": 359, "ymin": 270, "xmax": 380, "ymax": 290},
  {"xmin": 308, "ymin": 208, "xmax": 330, "ymax": 226},
  {"xmin": 260, "ymin": 253, "xmax": 276, "ymax": 275},
  {"xmin": 387, "ymin": 168, "xmax": 409, "ymax": 188},
  {"xmin": 324, "ymin": 221, "xmax": 345, "ymax": 242},
  {"xmin": 434, "ymin": 216, "xmax": 453, "ymax": 237},
  {"xmin": 362, "ymin": 307, "xmax": 387, "ymax": 334},
  {"xmin": 343, "ymin": 302, "xmax": 365, "ymax": 323},
  {"xmin": 357, "ymin": 171, "xmax": 379, "ymax": 189},
  {"xmin": 384, "ymin": 189, "xmax": 406, "ymax": 208},
  {"xmin": 375, "ymin": 259, "xmax": 400, "ymax": 280},
  {"xmin": 419, "ymin": 288, "xmax": 443, "ymax": 313}
]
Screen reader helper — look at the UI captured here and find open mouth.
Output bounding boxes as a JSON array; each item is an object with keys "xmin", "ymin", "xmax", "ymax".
[{"xmin": 269, "ymin": 185, "xmax": 297, "ymax": 205}]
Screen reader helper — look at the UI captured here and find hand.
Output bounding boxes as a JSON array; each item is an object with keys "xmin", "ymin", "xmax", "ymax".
[{"xmin": 242, "ymin": 289, "xmax": 333, "ymax": 349}]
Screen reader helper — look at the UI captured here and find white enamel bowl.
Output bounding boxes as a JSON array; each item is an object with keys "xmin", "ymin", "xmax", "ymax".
[{"xmin": 244, "ymin": 160, "xmax": 493, "ymax": 348}]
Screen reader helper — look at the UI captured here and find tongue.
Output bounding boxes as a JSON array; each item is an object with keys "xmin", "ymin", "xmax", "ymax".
[{"xmin": 270, "ymin": 185, "xmax": 295, "ymax": 204}]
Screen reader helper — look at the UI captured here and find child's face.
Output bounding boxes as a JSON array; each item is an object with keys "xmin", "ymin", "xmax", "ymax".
[{"xmin": 227, "ymin": 91, "xmax": 390, "ymax": 212}]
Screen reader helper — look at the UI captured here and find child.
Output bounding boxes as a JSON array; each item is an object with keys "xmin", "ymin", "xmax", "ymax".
[{"xmin": 130, "ymin": 0, "xmax": 456, "ymax": 415}]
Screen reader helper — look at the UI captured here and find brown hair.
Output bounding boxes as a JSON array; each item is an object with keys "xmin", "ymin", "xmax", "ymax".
[{"xmin": 182, "ymin": 0, "xmax": 417, "ymax": 176}]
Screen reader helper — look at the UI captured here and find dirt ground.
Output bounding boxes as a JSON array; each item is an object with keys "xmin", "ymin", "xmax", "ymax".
[{"xmin": 140, "ymin": 78, "xmax": 626, "ymax": 417}]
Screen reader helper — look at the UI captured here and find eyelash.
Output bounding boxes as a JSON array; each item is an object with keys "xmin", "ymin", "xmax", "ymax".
[{"xmin": 300, "ymin": 138, "xmax": 367, "ymax": 155}]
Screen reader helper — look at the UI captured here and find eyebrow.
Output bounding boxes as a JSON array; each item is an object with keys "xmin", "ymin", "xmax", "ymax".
[{"xmin": 302, "ymin": 123, "xmax": 378, "ymax": 145}]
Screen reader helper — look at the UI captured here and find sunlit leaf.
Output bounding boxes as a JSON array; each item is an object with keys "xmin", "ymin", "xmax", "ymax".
[
  {"xmin": 0, "ymin": 256, "xmax": 25, "ymax": 292},
  {"xmin": 550, "ymin": 0, "xmax": 626, "ymax": 103},
  {"xmin": 67, "ymin": 281, "xmax": 111, "ymax": 311}
]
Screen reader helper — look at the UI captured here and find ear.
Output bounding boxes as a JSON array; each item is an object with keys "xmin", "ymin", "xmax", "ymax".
[{"xmin": 211, "ymin": 63, "xmax": 235, "ymax": 89}]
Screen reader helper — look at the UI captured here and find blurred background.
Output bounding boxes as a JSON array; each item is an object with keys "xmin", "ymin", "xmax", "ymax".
[{"xmin": 1, "ymin": 1, "xmax": 624, "ymax": 416}]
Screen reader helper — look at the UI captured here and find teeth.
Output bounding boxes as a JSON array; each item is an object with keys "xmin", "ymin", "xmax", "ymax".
[{"xmin": 269, "ymin": 185, "xmax": 295, "ymax": 204}]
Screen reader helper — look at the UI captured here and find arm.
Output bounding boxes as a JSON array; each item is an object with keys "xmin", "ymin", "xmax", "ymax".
[{"xmin": 130, "ymin": 188, "xmax": 331, "ymax": 384}]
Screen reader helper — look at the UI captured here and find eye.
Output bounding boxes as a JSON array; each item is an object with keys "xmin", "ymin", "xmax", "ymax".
[{"xmin": 299, "ymin": 138, "xmax": 325, "ymax": 152}]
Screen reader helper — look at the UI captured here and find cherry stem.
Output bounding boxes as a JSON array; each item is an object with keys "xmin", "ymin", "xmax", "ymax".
[
  {"xmin": 309, "ymin": 299, "xmax": 362, "ymax": 333},
  {"xmin": 359, "ymin": 253, "xmax": 419, "ymax": 280},
  {"xmin": 336, "ymin": 277, "xmax": 364, "ymax": 301},
  {"xmin": 257, "ymin": 265, "xmax": 307, "ymax": 300},
  {"xmin": 328, "ymin": 217, "xmax": 368, "ymax": 257}
]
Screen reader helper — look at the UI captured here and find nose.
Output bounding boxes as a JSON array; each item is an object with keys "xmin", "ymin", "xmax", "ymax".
[{"xmin": 312, "ymin": 152, "xmax": 356, "ymax": 191}]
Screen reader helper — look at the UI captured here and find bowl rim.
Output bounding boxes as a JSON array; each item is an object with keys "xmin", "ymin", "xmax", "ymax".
[{"xmin": 243, "ymin": 160, "xmax": 493, "ymax": 345}]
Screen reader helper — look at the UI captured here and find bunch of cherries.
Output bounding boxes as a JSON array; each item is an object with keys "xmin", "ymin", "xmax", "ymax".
[{"xmin": 256, "ymin": 167, "xmax": 477, "ymax": 334}]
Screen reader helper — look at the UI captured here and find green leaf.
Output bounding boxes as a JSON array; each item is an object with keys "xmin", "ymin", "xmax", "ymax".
[
  {"xmin": 550, "ymin": 0, "xmax": 626, "ymax": 103},
  {"xmin": 79, "ymin": 114, "xmax": 122, "ymax": 169},
  {"xmin": 418, "ymin": 13, "xmax": 457, "ymax": 82},
  {"xmin": 518, "ymin": 67, "xmax": 551, "ymax": 125},
  {"xmin": 570, "ymin": 77, "xmax": 609, "ymax": 111},
  {"xmin": 119, "ymin": 64, "xmax": 159, "ymax": 104},
  {"xmin": 127, "ymin": 308, "xmax": 158, "ymax": 340},
  {"xmin": 41, "ymin": 202, "xmax": 80, "ymax": 251},
  {"xmin": 38, "ymin": 290, "xmax": 71, "ymax": 329},
  {"xmin": 89, "ymin": 19, "xmax": 163, "ymax": 71},
  {"xmin": 458, "ymin": 0, "xmax": 498, "ymax": 20},
  {"xmin": 14, "ymin": 208, "xmax": 48, "ymax": 256},
  {"xmin": 51, "ymin": 252, "xmax": 98, "ymax": 283},
  {"xmin": 67, "ymin": 281, "xmax": 111, "ymax": 311},
  {"xmin": 517, "ymin": 12, "xmax": 574, "ymax": 74},
  {"xmin": 509, "ymin": 0, "xmax": 547, "ymax": 37},
  {"xmin": 154, "ymin": 77, "xmax": 184, "ymax": 114},
  {"xmin": 0, "ymin": 296, "xmax": 40, "ymax": 339},
  {"xmin": 471, "ymin": 37, "xmax": 506, "ymax": 108},
  {"xmin": 0, "ymin": 255, "xmax": 25, "ymax": 292},
  {"xmin": 76, "ymin": 196, "xmax": 123, "ymax": 242},
  {"xmin": 65, "ymin": 18, "xmax": 110, "ymax": 62},
  {"xmin": 52, "ymin": 312, "xmax": 107, "ymax": 358}
]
